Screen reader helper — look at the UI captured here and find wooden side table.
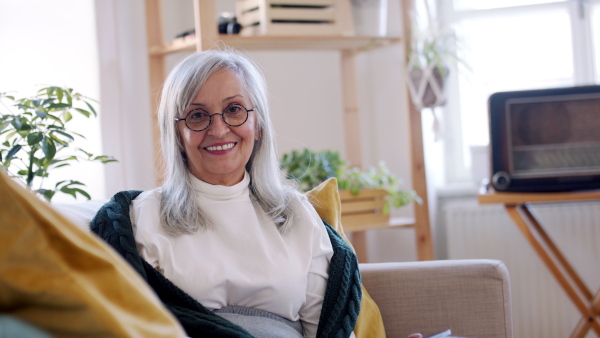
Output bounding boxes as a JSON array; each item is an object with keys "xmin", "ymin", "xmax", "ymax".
[{"xmin": 478, "ymin": 189, "xmax": 600, "ymax": 338}]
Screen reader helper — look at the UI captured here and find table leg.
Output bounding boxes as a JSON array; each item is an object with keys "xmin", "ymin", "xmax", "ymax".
[
  {"xmin": 521, "ymin": 206, "xmax": 593, "ymax": 300},
  {"xmin": 571, "ymin": 317, "xmax": 592, "ymax": 338},
  {"xmin": 505, "ymin": 205, "xmax": 600, "ymax": 336}
]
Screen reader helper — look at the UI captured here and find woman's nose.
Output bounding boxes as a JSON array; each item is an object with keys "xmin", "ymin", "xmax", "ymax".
[{"xmin": 207, "ymin": 114, "xmax": 229, "ymax": 137}]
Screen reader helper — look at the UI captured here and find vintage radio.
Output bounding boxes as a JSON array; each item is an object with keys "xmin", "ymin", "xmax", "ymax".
[{"xmin": 488, "ymin": 85, "xmax": 600, "ymax": 192}]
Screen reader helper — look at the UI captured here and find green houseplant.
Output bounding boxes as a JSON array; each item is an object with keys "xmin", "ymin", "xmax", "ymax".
[
  {"xmin": 280, "ymin": 148, "xmax": 420, "ymax": 214},
  {"xmin": 0, "ymin": 86, "xmax": 117, "ymax": 202}
]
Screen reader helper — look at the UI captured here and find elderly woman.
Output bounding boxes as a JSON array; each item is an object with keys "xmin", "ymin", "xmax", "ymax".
[{"xmin": 91, "ymin": 49, "xmax": 361, "ymax": 338}]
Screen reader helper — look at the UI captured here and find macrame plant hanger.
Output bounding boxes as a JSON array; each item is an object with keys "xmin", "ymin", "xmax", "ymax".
[{"xmin": 405, "ymin": 0, "xmax": 447, "ymax": 141}]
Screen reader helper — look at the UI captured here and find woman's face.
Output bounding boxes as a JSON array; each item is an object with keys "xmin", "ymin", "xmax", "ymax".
[{"xmin": 177, "ymin": 68, "xmax": 258, "ymax": 186}]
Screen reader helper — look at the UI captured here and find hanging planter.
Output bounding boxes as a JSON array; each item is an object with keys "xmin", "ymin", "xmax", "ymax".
[
  {"xmin": 406, "ymin": 58, "xmax": 449, "ymax": 109},
  {"xmin": 404, "ymin": 0, "xmax": 462, "ymax": 110}
]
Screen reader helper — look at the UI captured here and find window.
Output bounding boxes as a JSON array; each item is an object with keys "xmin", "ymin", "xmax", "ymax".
[
  {"xmin": 438, "ymin": 0, "xmax": 600, "ymax": 184},
  {"xmin": 0, "ymin": 0, "xmax": 104, "ymax": 202}
]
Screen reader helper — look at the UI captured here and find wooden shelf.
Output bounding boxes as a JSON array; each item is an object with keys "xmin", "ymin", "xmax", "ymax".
[
  {"xmin": 478, "ymin": 190, "xmax": 600, "ymax": 205},
  {"xmin": 149, "ymin": 34, "xmax": 402, "ymax": 56}
]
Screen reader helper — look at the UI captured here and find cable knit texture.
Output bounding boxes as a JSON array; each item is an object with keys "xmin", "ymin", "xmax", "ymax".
[{"xmin": 90, "ymin": 190, "xmax": 361, "ymax": 338}]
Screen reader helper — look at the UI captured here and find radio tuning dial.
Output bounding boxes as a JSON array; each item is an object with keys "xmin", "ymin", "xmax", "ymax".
[{"xmin": 492, "ymin": 171, "xmax": 511, "ymax": 191}]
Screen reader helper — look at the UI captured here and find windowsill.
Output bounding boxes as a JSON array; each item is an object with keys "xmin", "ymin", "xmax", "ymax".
[{"xmin": 436, "ymin": 182, "xmax": 481, "ymax": 198}]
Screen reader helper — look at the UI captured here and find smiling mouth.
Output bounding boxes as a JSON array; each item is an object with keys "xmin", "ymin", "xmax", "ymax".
[{"xmin": 204, "ymin": 142, "xmax": 236, "ymax": 151}]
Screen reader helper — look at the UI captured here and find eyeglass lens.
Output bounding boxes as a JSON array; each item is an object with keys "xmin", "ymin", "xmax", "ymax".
[{"xmin": 185, "ymin": 104, "xmax": 249, "ymax": 131}]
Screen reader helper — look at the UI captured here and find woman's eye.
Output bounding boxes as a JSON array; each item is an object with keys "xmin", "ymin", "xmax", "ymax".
[
  {"xmin": 226, "ymin": 105, "xmax": 242, "ymax": 113},
  {"xmin": 190, "ymin": 111, "xmax": 208, "ymax": 120}
]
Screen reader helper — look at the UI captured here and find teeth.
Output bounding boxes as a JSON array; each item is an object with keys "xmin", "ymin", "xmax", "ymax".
[{"xmin": 206, "ymin": 143, "xmax": 235, "ymax": 151}]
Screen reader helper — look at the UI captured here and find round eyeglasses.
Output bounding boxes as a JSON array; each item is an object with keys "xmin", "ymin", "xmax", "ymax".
[{"xmin": 175, "ymin": 104, "xmax": 254, "ymax": 132}]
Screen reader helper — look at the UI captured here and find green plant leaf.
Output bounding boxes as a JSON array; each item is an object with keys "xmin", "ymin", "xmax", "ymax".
[
  {"xmin": 42, "ymin": 98, "xmax": 55, "ymax": 106},
  {"xmin": 63, "ymin": 111, "xmax": 72, "ymax": 122},
  {"xmin": 56, "ymin": 87, "xmax": 64, "ymax": 102},
  {"xmin": 59, "ymin": 180, "xmax": 91, "ymax": 200},
  {"xmin": 35, "ymin": 109, "xmax": 48, "ymax": 119},
  {"xmin": 74, "ymin": 108, "xmax": 91, "ymax": 118},
  {"xmin": 6, "ymin": 144, "xmax": 21, "ymax": 160},
  {"xmin": 52, "ymin": 130, "xmax": 75, "ymax": 141},
  {"xmin": 84, "ymin": 101, "xmax": 97, "ymax": 117},
  {"xmin": 39, "ymin": 189, "xmax": 55, "ymax": 202},
  {"xmin": 0, "ymin": 121, "xmax": 9, "ymax": 132},
  {"xmin": 49, "ymin": 133, "xmax": 68, "ymax": 146},
  {"xmin": 27, "ymin": 132, "xmax": 43, "ymax": 145},
  {"xmin": 48, "ymin": 103, "xmax": 71, "ymax": 110},
  {"xmin": 16, "ymin": 124, "xmax": 32, "ymax": 137},
  {"xmin": 77, "ymin": 148, "xmax": 93, "ymax": 158},
  {"xmin": 71, "ymin": 131, "xmax": 85, "ymax": 139},
  {"xmin": 10, "ymin": 117, "xmax": 22, "ymax": 129},
  {"xmin": 45, "ymin": 113, "xmax": 64, "ymax": 126},
  {"xmin": 41, "ymin": 136, "xmax": 56, "ymax": 161}
]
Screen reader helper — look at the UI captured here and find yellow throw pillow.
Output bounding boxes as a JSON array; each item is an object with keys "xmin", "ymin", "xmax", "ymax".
[
  {"xmin": 306, "ymin": 178, "xmax": 386, "ymax": 338},
  {"xmin": 0, "ymin": 170, "xmax": 186, "ymax": 337}
]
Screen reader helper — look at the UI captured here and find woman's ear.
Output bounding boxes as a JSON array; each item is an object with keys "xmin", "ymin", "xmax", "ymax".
[{"xmin": 255, "ymin": 124, "xmax": 262, "ymax": 140}]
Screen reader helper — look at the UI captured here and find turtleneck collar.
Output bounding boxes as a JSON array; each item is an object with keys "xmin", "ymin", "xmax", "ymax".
[{"xmin": 189, "ymin": 171, "xmax": 250, "ymax": 201}]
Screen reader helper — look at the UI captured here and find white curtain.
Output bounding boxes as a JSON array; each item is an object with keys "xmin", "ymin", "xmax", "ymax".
[{"xmin": 95, "ymin": 0, "xmax": 157, "ymax": 195}]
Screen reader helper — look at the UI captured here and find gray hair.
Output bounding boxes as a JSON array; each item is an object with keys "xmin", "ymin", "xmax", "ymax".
[{"xmin": 158, "ymin": 49, "xmax": 302, "ymax": 236}]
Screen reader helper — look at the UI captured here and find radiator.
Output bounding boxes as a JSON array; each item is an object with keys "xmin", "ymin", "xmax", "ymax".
[{"xmin": 444, "ymin": 199, "xmax": 600, "ymax": 338}]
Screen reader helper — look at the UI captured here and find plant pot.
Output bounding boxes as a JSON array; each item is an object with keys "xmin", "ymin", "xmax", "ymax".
[
  {"xmin": 407, "ymin": 64, "xmax": 449, "ymax": 108},
  {"xmin": 339, "ymin": 188, "xmax": 389, "ymax": 231},
  {"xmin": 351, "ymin": 0, "xmax": 388, "ymax": 37}
]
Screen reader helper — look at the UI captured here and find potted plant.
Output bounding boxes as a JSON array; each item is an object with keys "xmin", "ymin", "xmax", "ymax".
[
  {"xmin": 280, "ymin": 148, "xmax": 420, "ymax": 227},
  {"xmin": 0, "ymin": 86, "xmax": 117, "ymax": 202}
]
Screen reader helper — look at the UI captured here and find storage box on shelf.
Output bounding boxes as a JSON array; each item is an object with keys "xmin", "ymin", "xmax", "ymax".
[
  {"xmin": 236, "ymin": 0, "xmax": 346, "ymax": 36},
  {"xmin": 340, "ymin": 189, "xmax": 389, "ymax": 230}
]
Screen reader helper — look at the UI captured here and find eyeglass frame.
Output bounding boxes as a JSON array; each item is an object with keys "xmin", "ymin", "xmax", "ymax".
[{"xmin": 175, "ymin": 104, "xmax": 255, "ymax": 132}]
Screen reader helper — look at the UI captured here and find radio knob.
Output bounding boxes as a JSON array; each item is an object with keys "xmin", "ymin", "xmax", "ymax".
[{"xmin": 492, "ymin": 171, "xmax": 511, "ymax": 191}]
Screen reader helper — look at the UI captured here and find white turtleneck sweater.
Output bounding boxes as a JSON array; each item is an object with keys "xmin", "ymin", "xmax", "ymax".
[{"xmin": 130, "ymin": 173, "xmax": 333, "ymax": 337}]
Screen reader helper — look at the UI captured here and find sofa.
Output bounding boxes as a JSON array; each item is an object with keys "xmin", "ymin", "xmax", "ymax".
[
  {"xmin": 51, "ymin": 199, "xmax": 514, "ymax": 338},
  {"xmin": 1, "ymin": 169, "xmax": 513, "ymax": 337}
]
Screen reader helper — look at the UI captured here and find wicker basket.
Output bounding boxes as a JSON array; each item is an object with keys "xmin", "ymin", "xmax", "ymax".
[
  {"xmin": 236, "ymin": 0, "xmax": 345, "ymax": 36},
  {"xmin": 339, "ymin": 188, "xmax": 389, "ymax": 230}
]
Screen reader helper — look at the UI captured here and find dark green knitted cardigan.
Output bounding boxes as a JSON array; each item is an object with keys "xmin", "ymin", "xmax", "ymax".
[{"xmin": 90, "ymin": 190, "xmax": 361, "ymax": 338}]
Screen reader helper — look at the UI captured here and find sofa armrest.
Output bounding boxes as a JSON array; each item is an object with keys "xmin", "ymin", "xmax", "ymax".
[{"xmin": 359, "ymin": 259, "xmax": 512, "ymax": 338}]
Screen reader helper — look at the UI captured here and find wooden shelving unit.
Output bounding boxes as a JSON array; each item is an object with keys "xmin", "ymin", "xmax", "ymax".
[{"xmin": 144, "ymin": 0, "xmax": 434, "ymax": 261}]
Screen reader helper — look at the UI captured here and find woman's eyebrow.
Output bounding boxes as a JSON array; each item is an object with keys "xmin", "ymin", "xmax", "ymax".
[
  {"xmin": 222, "ymin": 94, "xmax": 243, "ymax": 102},
  {"xmin": 188, "ymin": 95, "xmax": 244, "ymax": 107}
]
